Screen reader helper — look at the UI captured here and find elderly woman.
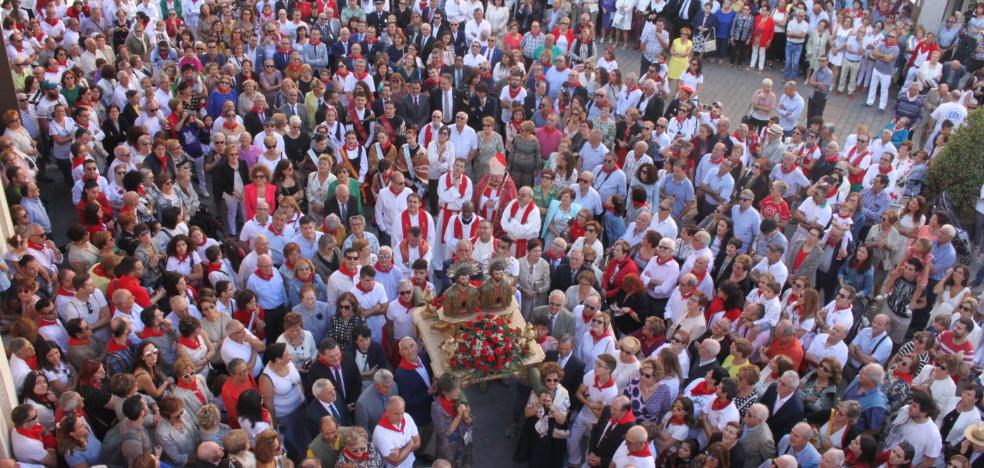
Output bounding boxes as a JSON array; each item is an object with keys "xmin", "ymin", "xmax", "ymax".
[
  {"xmin": 276, "ymin": 312, "xmax": 317, "ymax": 370},
  {"xmin": 514, "ymin": 362, "xmax": 569, "ymax": 466},
  {"xmin": 155, "ymin": 396, "xmax": 199, "ymax": 467},
  {"xmin": 170, "ymin": 358, "xmax": 213, "ymax": 415},
  {"xmin": 609, "ymin": 274, "xmax": 651, "ymax": 336},
  {"xmin": 799, "ymin": 356, "xmax": 842, "ymax": 422},
  {"xmin": 542, "ymin": 189, "xmax": 581, "ymax": 247},
  {"xmin": 287, "ymin": 258, "xmax": 327, "ymax": 307},
  {"xmin": 733, "ymin": 365, "xmax": 761, "ymax": 417},
  {"xmin": 565, "ymin": 270, "xmax": 602, "ymax": 312},
  {"xmin": 291, "ymin": 284, "xmax": 331, "ymax": 345},
  {"xmin": 576, "ymin": 311, "xmax": 616, "ymax": 372},
  {"xmin": 817, "ymin": 400, "xmax": 862, "ymax": 451},
  {"xmin": 431, "ymin": 373, "xmax": 473, "ymax": 467},
  {"xmin": 865, "ymin": 208, "xmax": 903, "ymax": 294},
  {"xmin": 255, "ymin": 429, "xmax": 295, "ymax": 468},
  {"xmin": 196, "ymin": 403, "xmax": 231, "ymax": 445},
  {"xmin": 630, "ymin": 316, "xmax": 667, "ymax": 357},
  {"xmin": 622, "ymin": 358, "xmax": 672, "ymax": 423},
  {"xmin": 613, "ymin": 336, "xmax": 642, "ymax": 391},
  {"xmin": 334, "ymin": 426, "xmax": 383, "ymax": 467},
  {"xmin": 244, "ymin": 165, "xmax": 277, "ymax": 220},
  {"xmin": 224, "ymin": 429, "xmax": 256, "ymax": 468},
  {"xmin": 508, "ymin": 120, "xmax": 542, "ymax": 189}
]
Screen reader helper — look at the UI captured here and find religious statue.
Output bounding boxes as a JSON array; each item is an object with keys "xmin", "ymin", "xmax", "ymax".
[
  {"xmin": 479, "ymin": 258, "xmax": 514, "ymax": 313},
  {"xmin": 441, "ymin": 265, "xmax": 480, "ymax": 318}
]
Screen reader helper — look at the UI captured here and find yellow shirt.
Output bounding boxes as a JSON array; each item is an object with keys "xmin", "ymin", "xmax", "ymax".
[{"xmin": 722, "ymin": 355, "xmax": 754, "ymax": 379}]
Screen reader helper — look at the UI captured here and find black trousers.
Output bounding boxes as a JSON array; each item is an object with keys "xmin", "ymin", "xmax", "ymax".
[{"xmin": 807, "ymin": 94, "xmax": 827, "ymax": 120}]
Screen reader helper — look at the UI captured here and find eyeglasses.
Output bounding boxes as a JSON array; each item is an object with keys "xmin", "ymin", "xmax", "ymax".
[
  {"xmin": 345, "ymin": 255, "xmax": 359, "ymax": 261},
  {"xmin": 544, "ymin": 377, "xmax": 559, "ymax": 382},
  {"xmin": 837, "ymin": 293, "xmax": 849, "ymax": 299},
  {"xmin": 577, "ymin": 178, "xmax": 588, "ymax": 183},
  {"xmin": 338, "ymin": 304, "xmax": 352, "ymax": 310}
]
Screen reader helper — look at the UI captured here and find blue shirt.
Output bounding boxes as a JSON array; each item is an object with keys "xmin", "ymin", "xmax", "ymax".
[
  {"xmin": 660, "ymin": 176, "xmax": 695, "ymax": 219},
  {"xmin": 859, "ymin": 187, "xmax": 891, "ymax": 225},
  {"xmin": 930, "ymin": 241, "xmax": 956, "ymax": 281},
  {"xmin": 731, "ymin": 205, "xmax": 762, "ymax": 253},
  {"xmin": 777, "ymin": 434, "xmax": 821, "ymax": 468},
  {"xmin": 842, "ymin": 379, "xmax": 887, "ymax": 433},
  {"xmin": 247, "ymin": 269, "xmax": 288, "ymax": 309},
  {"xmin": 848, "ymin": 327, "xmax": 892, "ymax": 368}
]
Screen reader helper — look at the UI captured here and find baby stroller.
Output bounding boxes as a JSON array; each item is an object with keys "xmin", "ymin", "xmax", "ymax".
[{"xmin": 932, "ymin": 191, "xmax": 973, "ymax": 266}]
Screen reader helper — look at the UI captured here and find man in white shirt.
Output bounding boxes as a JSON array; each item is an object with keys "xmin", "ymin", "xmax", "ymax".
[
  {"xmin": 804, "ymin": 323, "xmax": 850, "ymax": 369},
  {"xmin": 437, "ymin": 159, "xmax": 473, "ymax": 247},
  {"xmin": 847, "ymin": 313, "xmax": 893, "ymax": 372},
  {"xmin": 220, "ymin": 321, "xmax": 266, "ymax": 377},
  {"xmin": 578, "ymin": 130, "xmax": 608, "ymax": 170},
  {"xmin": 392, "ymin": 193, "xmax": 436, "ymax": 249},
  {"xmin": 750, "ymin": 245, "xmax": 789, "ymax": 287},
  {"xmin": 239, "ymin": 203, "xmax": 273, "ymax": 248},
  {"xmin": 351, "ymin": 267, "xmax": 389, "ymax": 343},
  {"xmin": 59, "ymin": 273, "xmax": 111, "ymax": 342},
  {"xmin": 648, "ymin": 200, "xmax": 679, "ymax": 239},
  {"xmin": 883, "ymin": 391, "xmax": 943, "ymax": 467},
  {"xmin": 111, "ymin": 289, "xmax": 145, "ymax": 343},
  {"xmin": 375, "ymin": 173, "xmax": 412, "ymax": 245},
  {"xmin": 372, "ymin": 396, "xmax": 421, "ymax": 468},
  {"xmin": 592, "ymin": 154, "xmax": 627, "ymax": 203},
  {"xmin": 573, "ymin": 171, "xmax": 604, "ymax": 216},
  {"xmin": 776, "ymin": 81, "xmax": 804, "ymax": 134},
  {"xmin": 641, "ymin": 238, "xmax": 681, "ymax": 308},
  {"xmin": 448, "ymin": 112, "xmax": 478, "ymax": 161},
  {"xmin": 463, "ymin": 8, "xmax": 491, "ymax": 44}
]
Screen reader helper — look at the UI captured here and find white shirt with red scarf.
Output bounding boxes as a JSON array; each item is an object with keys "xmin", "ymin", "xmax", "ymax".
[
  {"xmin": 443, "ymin": 213, "xmax": 483, "ymax": 259},
  {"xmin": 500, "ymin": 200, "xmax": 541, "ymax": 257}
]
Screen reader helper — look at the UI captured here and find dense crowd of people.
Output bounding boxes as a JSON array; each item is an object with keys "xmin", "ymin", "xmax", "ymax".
[{"xmin": 2, "ymin": 0, "xmax": 984, "ymax": 466}]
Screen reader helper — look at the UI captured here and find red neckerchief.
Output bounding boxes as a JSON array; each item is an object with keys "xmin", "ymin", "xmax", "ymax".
[
  {"xmin": 545, "ymin": 249, "xmax": 564, "ymax": 262},
  {"xmin": 377, "ymin": 415, "xmax": 405, "ymax": 433},
  {"xmin": 397, "ymin": 297, "xmax": 413, "ymax": 310},
  {"xmin": 374, "ymin": 261, "xmax": 394, "ymax": 273},
  {"xmin": 629, "ymin": 443, "xmax": 652, "ymax": 458},
  {"xmin": 28, "ymin": 240, "xmax": 46, "ymax": 251},
  {"xmin": 893, "ymin": 369, "xmax": 913, "ymax": 384},
  {"xmin": 92, "ymin": 264, "xmax": 110, "ymax": 279},
  {"xmin": 176, "ymin": 377, "xmax": 206, "ymax": 404},
  {"xmin": 536, "ymin": 334, "xmax": 549, "ymax": 344},
  {"xmin": 437, "ymin": 395, "xmax": 456, "ymax": 416},
  {"xmin": 15, "ymin": 425, "xmax": 44, "ymax": 442},
  {"xmin": 206, "ymin": 262, "xmax": 223, "ymax": 273},
  {"xmin": 343, "ymin": 447, "xmax": 369, "ymax": 462},
  {"xmin": 656, "ymin": 255, "xmax": 673, "ymax": 266},
  {"xmin": 398, "ymin": 358, "xmax": 420, "ymax": 370},
  {"xmin": 310, "ymin": 38, "xmax": 321, "ymax": 46},
  {"xmin": 37, "ymin": 318, "xmax": 58, "ymax": 327},
  {"xmin": 268, "ymin": 223, "xmax": 285, "ymax": 236},
  {"xmin": 507, "ymin": 85, "xmax": 523, "ymax": 100},
  {"xmin": 57, "ymin": 286, "xmax": 75, "ymax": 297},
  {"xmin": 710, "ymin": 397, "xmax": 731, "ymax": 411},
  {"xmin": 68, "ymin": 337, "xmax": 91, "ymax": 346},
  {"xmin": 355, "ymin": 281, "xmax": 374, "ymax": 294},
  {"xmin": 593, "ymin": 374, "xmax": 615, "ymax": 390},
  {"xmin": 581, "ymin": 310, "xmax": 592, "ymax": 323},
  {"xmin": 835, "ymin": 303, "xmax": 851, "ymax": 311},
  {"xmin": 354, "ymin": 70, "xmax": 368, "ymax": 81},
  {"xmin": 255, "ymin": 268, "xmax": 273, "ymax": 281},
  {"xmin": 401, "ymin": 209, "xmax": 428, "ymax": 240},
  {"xmin": 107, "ymin": 339, "xmax": 129, "ymax": 353},
  {"xmin": 179, "ymin": 336, "xmax": 200, "ymax": 349},
  {"xmin": 337, "ymin": 263, "xmax": 358, "ymax": 279},
  {"xmin": 24, "ymin": 355, "xmax": 38, "ymax": 370},
  {"xmin": 589, "ymin": 327, "xmax": 611, "ymax": 344},
  {"xmin": 878, "ymin": 164, "xmax": 892, "ymax": 175},
  {"xmin": 781, "ymin": 163, "xmax": 798, "ymax": 175},
  {"xmin": 668, "ymin": 416, "xmax": 686, "ymax": 425},
  {"xmin": 157, "ymin": 154, "xmax": 169, "ymax": 168},
  {"xmin": 174, "ymin": 252, "xmax": 191, "ymax": 264},
  {"xmin": 138, "ymin": 327, "xmax": 165, "ymax": 339},
  {"xmin": 223, "ymin": 119, "xmax": 238, "ymax": 130},
  {"xmin": 45, "ymin": 15, "xmax": 58, "ymax": 26},
  {"xmin": 692, "ymin": 268, "xmax": 707, "ymax": 285},
  {"xmin": 631, "ymin": 200, "xmax": 648, "ymax": 209},
  {"xmin": 610, "ymin": 409, "xmax": 635, "ymax": 425},
  {"xmin": 690, "ymin": 380, "xmax": 717, "ymax": 396},
  {"xmin": 600, "ymin": 163, "xmax": 619, "ymax": 174},
  {"xmin": 335, "ymin": 68, "xmax": 350, "ymax": 79}
]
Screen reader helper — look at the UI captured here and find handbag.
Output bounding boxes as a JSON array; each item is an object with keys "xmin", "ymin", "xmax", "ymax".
[{"xmin": 695, "ymin": 28, "xmax": 717, "ymax": 53}]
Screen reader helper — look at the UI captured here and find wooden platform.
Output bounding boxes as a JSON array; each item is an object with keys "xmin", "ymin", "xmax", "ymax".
[{"xmin": 412, "ymin": 299, "xmax": 545, "ymax": 385}]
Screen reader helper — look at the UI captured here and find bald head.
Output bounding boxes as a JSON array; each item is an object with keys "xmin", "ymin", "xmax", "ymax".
[
  {"xmin": 626, "ymin": 425, "xmax": 648, "ymax": 443},
  {"xmin": 197, "ymin": 442, "xmax": 223, "ymax": 464}
]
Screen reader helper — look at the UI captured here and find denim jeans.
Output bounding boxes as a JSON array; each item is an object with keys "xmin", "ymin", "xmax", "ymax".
[{"xmin": 784, "ymin": 41, "xmax": 804, "ymax": 79}]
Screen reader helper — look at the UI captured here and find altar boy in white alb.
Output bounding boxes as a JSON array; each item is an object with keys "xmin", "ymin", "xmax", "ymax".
[
  {"xmin": 500, "ymin": 186, "xmax": 541, "ymax": 258},
  {"xmin": 372, "ymin": 396, "xmax": 421, "ymax": 468}
]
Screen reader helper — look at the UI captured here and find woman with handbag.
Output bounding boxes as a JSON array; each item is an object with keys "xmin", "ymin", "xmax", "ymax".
[
  {"xmin": 691, "ymin": 2, "xmax": 718, "ymax": 59},
  {"xmin": 513, "ymin": 362, "xmax": 569, "ymax": 467}
]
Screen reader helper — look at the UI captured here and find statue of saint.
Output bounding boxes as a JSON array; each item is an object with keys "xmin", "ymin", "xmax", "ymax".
[
  {"xmin": 441, "ymin": 266, "xmax": 480, "ymax": 318},
  {"xmin": 479, "ymin": 258, "xmax": 514, "ymax": 313}
]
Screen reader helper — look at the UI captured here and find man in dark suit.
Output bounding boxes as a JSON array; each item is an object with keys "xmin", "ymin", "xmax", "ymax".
[
  {"xmin": 309, "ymin": 338, "xmax": 362, "ymax": 418},
  {"xmin": 305, "ymin": 378, "xmax": 351, "ymax": 438},
  {"xmin": 446, "ymin": 19, "xmax": 467, "ymax": 56},
  {"xmin": 429, "ymin": 74, "xmax": 462, "ymax": 125},
  {"xmin": 365, "ymin": 0, "xmax": 388, "ymax": 32},
  {"xmin": 586, "ymin": 396, "xmax": 635, "ymax": 468},
  {"xmin": 544, "ymin": 335, "xmax": 586, "ymax": 412},
  {"xmin": 670, "ymin": 0, "xmax": 701, "ymax": 36},
  {"xmin": 468, "ymin": 83, "xmax": 498, "ymax": 130},
  {"xmin": 324, "ymin": 184, "xmax": 360, "ymax": 229},
  {"xmin": 685, "ymin": 338, "xmax": 722, "ymax": 386},
  {"xmin": 413, "ymin": 23, "xmax": 436, "ymax": 64},
  {"xmin": 329, "ymin": 29, "xmax": 354, "ymax": 70},
  {"xmin": 480, "ymin": 36, "xmax": 504, "ymax": 71},
  {"xmin": 243, "ymin": 96, "xmax": 271, "ymax": 136},
  {"xmin": 639, "ymin": 79, "xmax": 666, "ymax": 123},
  {"xmin": 940, "ymin": 59, "xmax": 969, "ymax": 90},
  {"xmin": 393, "ymin": 337, "xmax": 435, "ymax": 461},
  {"xmin": 442, "ymin": 55, "xmax": 472, "ymax": 90},
  {"xmin": 530, "ymin": 292, "xmax": 577, "ymax": 339},
  {"xmin": 398, "ymin": 80, "xmax": 432, "ymax": 129},
  {"xmin": 549, "ymin": 250, "xmax": 592, "ymax": 293},
  {"xmin": 758, "ymin": 370, "xmax": 806, "ymax": 439},
  {"xmin": 524, "ymin": 80, "xmax": 549, "ymax": 113}
]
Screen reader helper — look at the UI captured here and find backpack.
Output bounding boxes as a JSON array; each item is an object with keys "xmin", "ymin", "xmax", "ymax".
[{"xmin": 98, "ymin": 423, "xmax": 145, "ymax": 468}]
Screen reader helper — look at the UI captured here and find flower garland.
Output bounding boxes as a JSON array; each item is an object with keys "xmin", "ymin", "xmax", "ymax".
[{"xmin": 448, "ymin": 313, "xmax": 531, "ymax": 378}]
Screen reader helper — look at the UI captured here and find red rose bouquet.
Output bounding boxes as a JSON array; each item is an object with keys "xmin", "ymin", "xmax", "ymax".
[{"xmin": 448, "ymin": 313, "xmax": 530, "ymax": 378}]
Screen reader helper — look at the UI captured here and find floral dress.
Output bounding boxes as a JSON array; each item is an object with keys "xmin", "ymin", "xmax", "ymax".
[
  {"xmin": 509, "ymin": 135, "xmax": 541, "ymax": 189},
  {"xmin": 432, "ymin": 401, "xmax": 473, "ymax": 468},
  {"xmin": 799, "ymin": 372, "xmax": 838, "ymax": 418},
  {"xmin": 475, "ymin": 132, "xmax": 505, "ymax": 182},
  {"xmin": 623, "ymin": 378, "xmax": 672, "ymax": 423},
  {"xmin": 335, "ymin": 442, "xmax": 385, "ymax": 468},
  {"xmin": 733, "ymin": 391, "xmax": 759, "ymax": 418},
  {"xmin": 595, "ymin": 117, "xmax": 616, "ymax": 149}
]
